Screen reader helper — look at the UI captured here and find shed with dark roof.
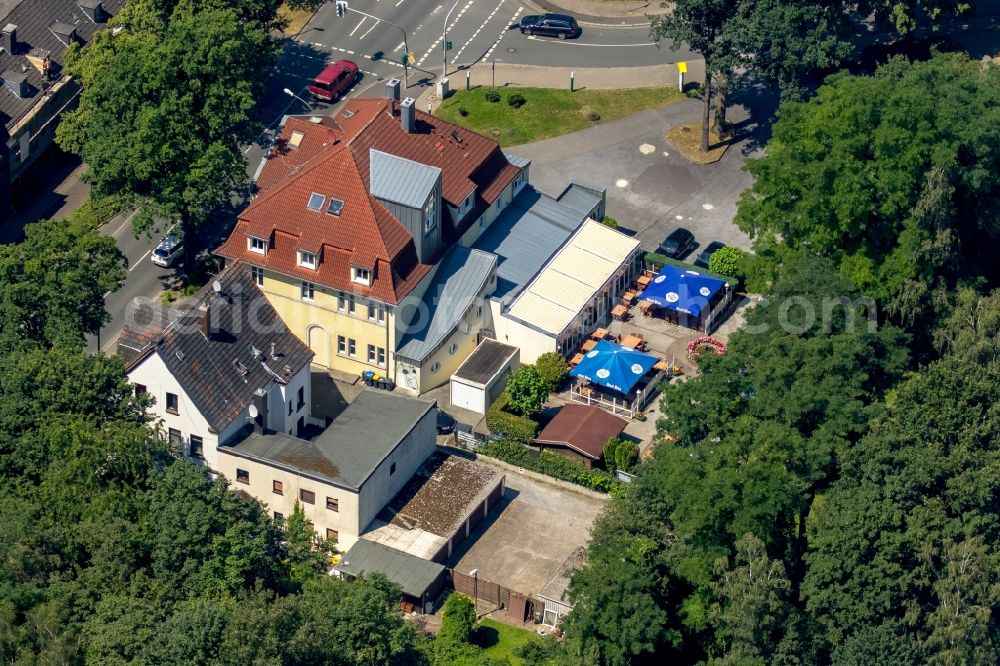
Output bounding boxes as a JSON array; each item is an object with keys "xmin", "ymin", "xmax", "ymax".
[
  {"xmin": 335, "ymin": 539, "xmax": 445, "ymax": 612},
  {"xmin": 449, "ymin": 339, "xmax": 519, "ymax": 415},
  {"xmin": 535, "ymin": 404, "xmax": 629, "ymax": 468}
]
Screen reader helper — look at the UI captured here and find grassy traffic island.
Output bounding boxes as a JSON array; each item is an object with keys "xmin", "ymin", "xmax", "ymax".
[{"xmin": 436, "ymin": 86, "xmax": 683, "ymax": 146}]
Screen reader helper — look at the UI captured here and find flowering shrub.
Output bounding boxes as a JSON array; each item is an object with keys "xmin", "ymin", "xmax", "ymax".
[{"xmin": 687, "ymin": 336, "xmax": 726, "ymax": 357}]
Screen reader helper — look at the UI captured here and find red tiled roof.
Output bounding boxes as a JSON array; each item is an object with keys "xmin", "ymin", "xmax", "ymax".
[
  {"xmin": 255, "ymin": 116, "xmax": 343, "ymax": 192},
  {"xmin": 220, "ymin": 98, "xmax": 520, "ymax": 304},
  {"xmin": 536, "ymin": 404, "xmax": 629, "ymax": 460}
]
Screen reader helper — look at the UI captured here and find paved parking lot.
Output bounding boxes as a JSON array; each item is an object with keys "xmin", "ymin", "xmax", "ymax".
[
  {"xmin": 448, "ymin": 463, "xmax": 606, "ymax": 599},
  {"xmin": 510, "ymin": 83, "xmax": 778, "ymax": 259}
]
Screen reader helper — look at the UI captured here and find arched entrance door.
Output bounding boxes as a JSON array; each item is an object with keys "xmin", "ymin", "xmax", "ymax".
[{"xmin": 307, "ymin": 325, "xmax": 330, "ymax": 367}]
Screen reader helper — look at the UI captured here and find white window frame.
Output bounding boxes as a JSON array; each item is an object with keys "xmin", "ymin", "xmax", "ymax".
[
  {"xmin": 248, "ymin": 236, "xmax": 267, "ymax": 254},
  {"xmin": 367, "ymin": 302, "xmax": 376, "ymax": 320},
  {"xmin": 297, "ymin": 250, "xmax": 317, "ymax": 269},
  {"xmin": 352, "ymin": 265, "xmax": 371, "ymax": 286},
  {"xmin": 337, "ymin": 336, "xmax": 346, "ymax": 355},
  {"xmin": 377, "ymin": 303, "xmax": 385, "ymax": 323},
  {"xmin": 348, "ymin": 338, "xmax": 356, "ymax": 357},
  {"xmin": 377, "ymin": 347, "xmax": 386, "ymax": 366},
  {"xmin": 367, "ymin": 344, "xmax": 376, "ymax": 364},
  {"xmin": 250, "ymin": 266, "xmax": 264, "ymax": 286},
  {"xmin": 348, "ymin": 293, "xmax": 356, "ymax": 314},
  {"xmin": 338, "ymin": 291, "xmax": 346, "ymax": 311},
  {"xmin": 301, "ymin": 281, "xmax": 315, "ymax": 301},
  {"xmin": 424, "ymin": 197, "xmax": 436, "ymax": 233}
]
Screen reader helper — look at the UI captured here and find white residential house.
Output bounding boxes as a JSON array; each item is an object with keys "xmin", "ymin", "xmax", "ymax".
[{"xmin": 119, "ymin": 263, "xmax": 315, "ymax": 471}]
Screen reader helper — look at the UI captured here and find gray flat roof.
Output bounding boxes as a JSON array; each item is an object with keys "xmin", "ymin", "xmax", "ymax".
[
  {"xmin": 337, "ymin": 539, "xmax": 445, "ymax": 599},
  {"xmin": 473, "ymin": 185, "xmax": 598, "ymax": 306},
  {"xmin": 222, "ymin": 390, "xmax": 435, "ymax": 491},
  {"xmin": 369, "ymin": 148, "xmax": 441, "ymax": 209},
  {"xmin": 452, "ymin": 339, "xmax": 518, "ymax": 386},
  {"xmin": 396, "ymin": 245, "xmax": 496, "ymax": 363},
  {"xmin": 539, "ymin": 546, "xmax": 586, "ymax": 606},
  {"xmin": 504, "ymin": 152, "xmax": 532, "ymax": 168}
]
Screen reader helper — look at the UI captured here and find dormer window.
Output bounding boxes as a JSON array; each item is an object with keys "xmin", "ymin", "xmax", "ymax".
[
  {"xmin": 352, "ymin": 265, "xmax": 371, "ymax": 286},
  {"xmin": 307, "ymin": 192, "xmax": 326, "ymax": 211},
  {"xmin": 424, "ymin": 197, "xmax": 436, "ymax": 234},
  {"xmin": 248, "ymin": 236, "xmax": 267, "ymax": 254},
  {"xmin": 298, "ymin": 250, "xmax": 317, "ymax": 269}
]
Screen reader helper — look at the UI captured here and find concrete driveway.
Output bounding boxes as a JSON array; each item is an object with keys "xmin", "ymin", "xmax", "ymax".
[
  {"xmin": 508, "ymin": 87, "xmax": 772, "ymax": 259},
  {"xmin": 448, "ymin": 465, "xmax": 606, "ymax": 599}
]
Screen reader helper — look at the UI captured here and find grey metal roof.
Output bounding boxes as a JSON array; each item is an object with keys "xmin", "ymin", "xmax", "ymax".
[
  {"xmin": 556, "ymin": 183, "xmax": 604, "ymax": 219},
  {"xmin": 337, "ymin": 539, "xmax": 445, "ymax": 598},
  {"xmin": 222, "ymin": 390, "xmax": 436, "ymax": 491},
  {"xmin": 472, "ymin": 186, "xmax": 591, "ymax": 306},
  {"xmin": 539, "ymin": 546, "xmax": 586, "ymax": 606},
  {"xmin": 369, "ymin": 148, "xmax": 441, "ymax": 209},
  {"xmin": 503, "ymin": 152, "xmax": 532, "ymax": 168},
  {"xmin": 0, "ymin": 0, "xmax": 125, "ymax": 130},
  {"xmin": 396, "ymin": 245, "xmax": 496, "ymax": 363},
  {"xmin": 452, "ymin": 339, "xmax": 518, "ymax": 386}
]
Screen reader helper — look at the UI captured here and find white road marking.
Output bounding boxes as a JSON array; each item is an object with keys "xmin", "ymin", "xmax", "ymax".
[
  {"xmin": 110, "ymin": 209, "xmax": 140, "ymax": 238},
  {"xmin": 349, "ymin": 17, "xmax": 367, "ymax": 37},
  {"xmin": 396, "ymin": 0, "xmax": 405, "ymax": 5},
  {"xmin": 639, "ymin": 143, "xmax": 656, "ymax": 155},
  {"xmin": 616, "ymin": 179, "xmax": 629, "ymax": 188},
  {"xmin": 675, "ymin": 215, "xmax": 684, "ymax": 220},
  {"xmin": 702, "ymin": 203, "xmax": 714, "ymax": 210},
  {"xmin": 483, "ymin": 7, "xmax": 522, "ymax": 60},
  {"xmin": 131, "ymin": 250, "xmax": 152, "ymax": 272},
  {"xmin": 359, "ymin": 19, "xmax": 380, "ymax": 40},
  {"xmin": 416, "ymin": 0, "xmax": 473, "ymax": 66},
  {"xmin": 451, "ymin": 0, "xmax": 508, "ymax": 64}
]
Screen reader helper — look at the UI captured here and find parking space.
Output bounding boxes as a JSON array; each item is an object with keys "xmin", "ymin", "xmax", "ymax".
[{"xmin": 448, "ymin": 464, "xmax": 606, "ymax": 598}]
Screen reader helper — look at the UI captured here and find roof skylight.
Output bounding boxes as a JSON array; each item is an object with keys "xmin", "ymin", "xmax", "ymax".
[
  {"xmin": 307, "ymin": 192, "xmax": 326, "ymax": 210},
  {"xmin": 326, "ymin": 198, "xmax": 345, "ymax": 216}
]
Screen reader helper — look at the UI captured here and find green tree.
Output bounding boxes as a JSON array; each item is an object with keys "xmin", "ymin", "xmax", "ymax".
[
  {"xmin": 613, "ymin": 440, "xmax": 638, "ymax": 472},
  {"xmin": 58, "ymin": 4, "xmax": 274, "ymax": 272},
  {"xmin": 504, "ymin": 366, "xmax": 548, "ymax": 415},
  {"xmin": 735, "ymin": 55, "xmax": 1000, "ymax": 331},
  {"xmin": 707, "ymin": 246, "xmax": 744, "ymax": 281},
  {"xmin": 434, "ymin": 593, "xmax": 480, "ymax": 665},
  {"xmin": 831, "ymin": 621, "xmax": 924, "ymax": 666},
  {"xmin": 0, "ymin": 216, "xmax": 125, "ymax": 352},
  {"xmin": 802, "ymin": 356, "xmax": 1000, "ymax": 653},
  {"xmin": 708, "ymin": 533, "xmax": 791, "ymax": 664},
  {"xmin": 533, "ymin": 352, "xmax": 569, "ymax": 392},
  {"xmin": 283, "ymin": 501, "xmax": 336, "ymax": 586}
]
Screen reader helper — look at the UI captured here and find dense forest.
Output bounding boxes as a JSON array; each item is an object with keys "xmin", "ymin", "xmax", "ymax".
[{"xmin": 564, "ymin": 54, "xmax": 1000, "ymax": 664}]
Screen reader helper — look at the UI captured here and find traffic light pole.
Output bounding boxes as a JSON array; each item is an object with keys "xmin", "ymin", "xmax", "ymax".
[
  {"xmin": 443, "ymin": 0, "xmax": 460, "ymax": 81},
  {"xmin": 335, "ymin": 2, "xmax": 411, "ymax": 89}
]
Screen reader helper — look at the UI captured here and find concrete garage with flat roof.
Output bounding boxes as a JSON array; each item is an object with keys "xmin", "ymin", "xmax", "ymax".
[
  {"xmin": 362, "ymin": 452, "xmax": 505, "ymax": 562},
  {"xmin": 450, "ymin": 339, "xmax": 519, "ymax": 415}
]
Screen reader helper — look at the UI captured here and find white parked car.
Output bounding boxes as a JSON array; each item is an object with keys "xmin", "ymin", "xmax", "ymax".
[{"xmin": 151, "ymin": 234, "xmax": 183, "ymax": 267}]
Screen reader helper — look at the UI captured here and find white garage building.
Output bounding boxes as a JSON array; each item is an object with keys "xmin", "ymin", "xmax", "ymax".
[{"xmin": 449, "ymin": 339, "xmax": 519, "ymax": 415}]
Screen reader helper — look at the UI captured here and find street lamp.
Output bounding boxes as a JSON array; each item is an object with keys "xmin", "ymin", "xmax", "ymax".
[
  {"xmin": 283, "ymin": 87, "xmax": 314, "ymax": 112},
  {"xmin": 442, "ymin": 0, "xmax": 460, "ymax": 81},
  {"xmin": 469, "ymin": 569, "xmax": 479, "ymax": 617}
]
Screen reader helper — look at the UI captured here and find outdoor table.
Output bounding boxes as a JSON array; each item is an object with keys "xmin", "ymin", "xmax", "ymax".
[
  {"xmin": 637, "ymin": 275, "xmax": 651, "ymax": 288},
  {"xmin": 592, "ymin": 327, "xmax": 609, "ymax": 340},
  {"xmin": 640, "ymin": 300, "xmax": 656, "ymax": 317},
  {"xmin": 582, "ymin": 339, "xmax": 598, "ymax": 352},
  {"xmin": 653, "ymin": 360, "xmax": 668, "ymax": 371},
  {"xmin": 570, "ymin": 353, "xmax": 584, "ymax": 366},
  {"xmin": 611, "ymin": 304, "xmax": 628, "ymax": 320},
  {"xmin": 621, "ymin": 334, "xmax": 642, "ymax": 349},
  {"xmin": 622, "ymin": 290, "xmax": 636, "ymax": 304}
]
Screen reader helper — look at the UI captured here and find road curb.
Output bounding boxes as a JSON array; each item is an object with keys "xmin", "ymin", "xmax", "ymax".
[{"xmin": 519, "ymin": 0, "xmax": 654, "ymax": 28}]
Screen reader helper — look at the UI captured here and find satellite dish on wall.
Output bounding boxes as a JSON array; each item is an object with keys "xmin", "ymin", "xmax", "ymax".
[
  {"xmin": 248, "ymin": 404, "xmax": 259, "ymax": 419},
  {"xmin": 213, "ymin": 280, "xmax": 222, "ymax": 293}
]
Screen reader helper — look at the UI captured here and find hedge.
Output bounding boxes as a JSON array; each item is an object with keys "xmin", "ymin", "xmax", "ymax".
[
  {"xmin": 479, "ymin": 439, "xmax": 621, "ymax": 494},
  {"xmin": 485, "ymin": 391, "xmax": 538, "ymax": 443},
  {"xmin": 643, "ymin": 252, "xmax": 731, "ymax": 283}
]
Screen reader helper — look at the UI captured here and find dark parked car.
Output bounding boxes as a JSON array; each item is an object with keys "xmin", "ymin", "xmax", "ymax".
[
  {"xmin": 307, "ymin": 59, "xmax": 360, "ymax": 102},
  {"xmin": 658, "ymin": 227, "xmax": 695, "ymax": 259},
  {"xmin": 694, "ymin": 241, "xmax": 726, "ymax": 269},
  {"xmin": 436, "ymin": 410, "xmax": 457, "ymax": 435},
  {"xmin": 519, "ymin": 14, "xmax": 580, "ymax": 39}
]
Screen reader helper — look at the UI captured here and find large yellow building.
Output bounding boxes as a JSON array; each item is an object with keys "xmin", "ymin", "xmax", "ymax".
[{"xmin": 216, "ymin": 91, "xmax": 526, "ymax": 393}]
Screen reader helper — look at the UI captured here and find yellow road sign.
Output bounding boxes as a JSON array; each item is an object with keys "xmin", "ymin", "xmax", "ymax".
[
  {"xmin": 677, "ymin": 61, "xmax": 687, "ymax": 73},
  {"xmin": 407, "ymin": 51, "xmax": 415, "ymax": 64}
]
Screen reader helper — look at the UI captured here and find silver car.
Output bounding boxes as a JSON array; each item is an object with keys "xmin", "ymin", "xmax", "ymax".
[{"xmin": 151, "ymin": 234, "xmax": 183, "ymax": 267}]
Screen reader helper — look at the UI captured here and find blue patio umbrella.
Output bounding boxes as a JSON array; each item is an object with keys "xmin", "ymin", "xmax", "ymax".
[
  {"xmin": 638, "ymin": 264, "xmax": 726, "ymax": 317},
  {"xmin": 570, "ymin": 339, "xmax": 658, "ymax": 395}
]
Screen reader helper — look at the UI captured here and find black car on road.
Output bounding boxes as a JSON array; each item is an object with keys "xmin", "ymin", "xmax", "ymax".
[
  {"xmin": 694, "ymin": 241, "xmax": 726, "ymax": 269},
  {"xmin": 658, "ymin": 227, "xmax": 696, "ymax": 259},
  {"xmin": 519, "ymin": 14, "xmax": 580, "ymax": 39}
]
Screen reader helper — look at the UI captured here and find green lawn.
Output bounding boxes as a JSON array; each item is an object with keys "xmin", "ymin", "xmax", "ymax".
[
  {"xmin": 470, "ymin": 618, "xmax": 547, "ymax": 665},
  {"xmin": 436, "ymin": 86, "xmax": 682, "ymax": 147}
]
